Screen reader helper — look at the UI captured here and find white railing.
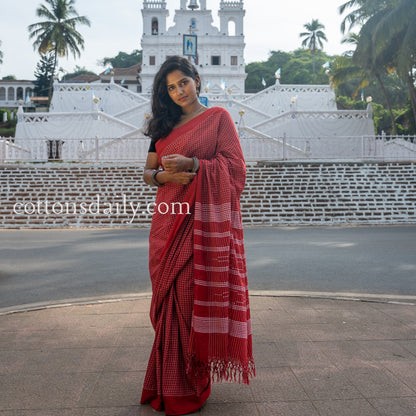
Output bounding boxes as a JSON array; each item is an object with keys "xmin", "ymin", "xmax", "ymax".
[
  {"xmin": 220, "ymin": 1, "xmax": 243, "ymax": 8},
  {"xmin": 1, "ymin": 135, "xmax": 415, "ymax": 163},
  {"xmin": 15, "ymin": 111, "xmax": 143, "ymax": 139},
  {"xmin": 53, "ymin": 82, "xmax": 147, "ymax": 103},
  {"xmin": 0, "ymin": 137, "xmax": 150, "ymax": 162},
  {"xmin": 251, "ymin": 110, "xmax": 372, "ymax": 131},
  {"xmin": 242, "ymin": 84, "xmax": 334, "ymax": 104},
  {"xmin": 239, "ymin": 135, "xmax": 416, "ymax": 162},
  {"xmin": 0, "ymin": 100, "xmax": 35, "ymax": 108},
  {"xmin": 143, "ymin": 0, "xmax": 166, "ymax": 9},
  {"xmin": 50, "ymin": 82, "xmax": 149, "ymax": 114}
]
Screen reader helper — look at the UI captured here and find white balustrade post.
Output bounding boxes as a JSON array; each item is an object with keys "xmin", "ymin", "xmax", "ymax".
[
  {"xmin": 0, "ymin": 138, "xmax": 5, "ymax": 162},
  {"xmin": 361, "ymin": 136, "xmax": 365, "ymax": 159},
  {"xmin": 283, "ymin": 133, "xmax": 287, "ymax": 160},
  {"xmin": 95, "ymin": 137, "xmax": 99, "ymax": 161}
]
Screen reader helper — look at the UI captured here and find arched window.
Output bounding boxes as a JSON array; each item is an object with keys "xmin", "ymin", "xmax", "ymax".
[
  {"xmin": 17, "ymin": 87, "xmax": 24, "ymax": 100},
  {"xmin": 7, "ymin": 87, "xmax": 14, "ymax": 101},
  {"xmin": 0, "ymin": 87, "xmax": 6, "ymax": 100},
  {"xmin": 152, "ymin": 18, "xmax": 159, "ymax": 35},
  {"xmin": 25, "ymin": 87, "xmax": 32, "ymax": 98},
  {"xmin": 228, "ymin": 19, "xmax": 236, "ymax": 36}
]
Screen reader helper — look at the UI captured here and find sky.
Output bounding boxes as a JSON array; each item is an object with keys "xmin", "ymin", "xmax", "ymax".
[{"xmin": 0, "ymin": 0, "xmax": 348, "ymax": 80}]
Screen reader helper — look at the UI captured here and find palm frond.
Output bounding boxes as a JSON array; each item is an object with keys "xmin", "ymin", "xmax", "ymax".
[
  {"xmin": 65, "ymin": 15, "xmax": 91, "ymax": 27},
  {"xmin": 36, "ymin": 5, "xmax": 57, "ymax": 21},
  {"xmin": 27, "ymin": 0, "xmax": 90, "ymax": 59}
]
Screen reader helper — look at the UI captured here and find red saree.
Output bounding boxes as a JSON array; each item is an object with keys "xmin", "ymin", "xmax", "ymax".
[{"xmin": 140, "ymin": 107, "xmax": 255, "ymax": 415}]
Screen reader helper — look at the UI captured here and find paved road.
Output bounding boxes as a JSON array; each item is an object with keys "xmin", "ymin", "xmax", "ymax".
[{"xmin": 1, "ymin": 225, "xmax": 415, "ymax": 310}]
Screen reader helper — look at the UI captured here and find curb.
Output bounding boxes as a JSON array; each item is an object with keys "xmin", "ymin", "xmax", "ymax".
[{"xmin": 1, "ymin": 290, "xmax": 415, "ymax": 316}]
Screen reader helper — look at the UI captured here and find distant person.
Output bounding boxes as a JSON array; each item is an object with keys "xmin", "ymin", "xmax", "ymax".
[{"xmin": 140, "ymin": 56, "xmax": 255, "ymax": 415}]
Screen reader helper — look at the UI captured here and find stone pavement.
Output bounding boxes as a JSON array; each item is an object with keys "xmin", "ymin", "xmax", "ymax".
[{"xmin": 1, "ymin": 295, "xmax": 416, "ymax": 416}]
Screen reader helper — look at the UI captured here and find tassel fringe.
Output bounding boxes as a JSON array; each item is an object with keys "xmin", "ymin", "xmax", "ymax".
[{"xmin": 187, "ymin": 355, "xmax": 256, "ymax": 385}]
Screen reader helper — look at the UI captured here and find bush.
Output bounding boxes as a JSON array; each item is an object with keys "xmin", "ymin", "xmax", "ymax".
[
  {"xmin": 0, "ymin": 108, "xmax": 17, "ymax": 137},
  {"xmin": 336, "ymin": 96, "xmax": 367, "ymax": 110},
  {"xmin": 371, "ymin": 102, "xmax": 393, "ymax": 134},
  {"xmin": 0, "ymin": 109, "xmax": 12, "ymax": 123}
]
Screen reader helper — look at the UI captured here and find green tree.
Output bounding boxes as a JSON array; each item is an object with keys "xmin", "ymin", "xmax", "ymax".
[
  {"xmin": 34, "ymin": 52, "xmax": 55, "ymax": 97},
  {"xmin": 28, "ymin": 0, "xmax": 91, "ymax": 102},
  {"xmin": 299, "ymin": 19, "xmax": 328, "ymax": 78},
  {"xmin": 245, "ymin": 49, "xmax": 333, "ymax": 91},
  {"xmin": 244, "ymin": 62, "xmax": 269, "ymax": 91},
  {"xmin": 100, "ymin": 50, "xmax": 142, "ymax": 69},
  {"xmin": 353, "ymin": 14, "xmax": 399, "ymax": 133},
  {"xmin": 0, "ymin": 40, "xmax": 3, "ymax": 65},
  {"xmin": 339, "ymin": 0, "xmax": 416, "ymax": 131},
  {"xmin": 370, "ymin": 0, "xmax": 416, "ymax": 125},
  {"xmin": 64, "ymin": 65, "xmax": 97, "ymax": 80},
  {"xmin": 339, "ymin": 0, "xmax": 381, "ymax": 34},
  {"xmin": 2, "ymin": 75, "xmax": 16, "ymax": 80}
]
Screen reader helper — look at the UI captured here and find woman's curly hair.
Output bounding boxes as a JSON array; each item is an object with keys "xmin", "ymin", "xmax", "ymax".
[{"xmin": 144, "ymin": 56, "xmax": 201, "ymax": 143}]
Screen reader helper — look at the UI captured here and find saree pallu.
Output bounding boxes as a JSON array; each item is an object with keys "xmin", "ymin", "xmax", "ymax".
[{"xmin": 141, "ymin": 107, "xmax": 255, "ymax": 415}]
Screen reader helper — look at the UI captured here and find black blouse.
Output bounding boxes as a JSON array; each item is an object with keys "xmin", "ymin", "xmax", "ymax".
[{"xmin": 148, "ymin": 140, "xmax": 156, "ymax": 153}]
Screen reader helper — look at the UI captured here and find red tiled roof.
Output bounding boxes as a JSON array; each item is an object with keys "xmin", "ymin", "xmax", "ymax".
[
  {"xmin": 100, "ymin": 63, "xmax": 141, "ymax": 76},
  {"xmin": 65, "ymin": 74, "xmax": 100, "ymax": 83}
]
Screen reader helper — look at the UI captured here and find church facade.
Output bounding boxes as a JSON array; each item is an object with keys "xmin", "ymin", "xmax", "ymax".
[{"xmin": 140, "ymin": 0, "xmax": 246, "ymax": 94}]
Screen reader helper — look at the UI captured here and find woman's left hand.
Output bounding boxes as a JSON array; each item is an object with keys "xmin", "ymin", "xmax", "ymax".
[{"xmin": 162, "ymin": 154, "xmax": 193, "ymax": 174}]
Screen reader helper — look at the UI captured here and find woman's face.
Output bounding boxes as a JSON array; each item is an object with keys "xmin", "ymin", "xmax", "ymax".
[{"xmin": 166, "ymin": 69, "xmax": 200, "ymax": 111}]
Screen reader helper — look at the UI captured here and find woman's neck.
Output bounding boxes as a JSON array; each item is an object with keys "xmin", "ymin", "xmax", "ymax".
[{"xmin": 181, "ymin": 104, "xmax": 204, "ymax": 119}]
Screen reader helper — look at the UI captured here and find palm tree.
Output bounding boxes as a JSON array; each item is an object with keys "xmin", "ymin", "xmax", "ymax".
[
  {"xmin": 28, "ymin": 0, "xmax": 91, "ymax": 101},
  {"xmin": 330, "ymin": 35, "xmax": 369, "ymax": 97},
  {"xmin": 330, "ymin": 31, "xmax": 399, "ymax": 134},
  {"xmin": 339, "ymin": 0, "xmax": 382, "ymax": 34},
  {"xmin": 339, "ymin": 0, "xmax": 416, "ymax": 129},
  {"xmin": 299, "ymin": 19, "xmax": 328, "ymax": 78},
  {"xmin": 353, "ymin": 21, "xmax": 399, "ymax": 134},
  {"xmin": 370, "ymin": 0, "xmax": 416, "ymax": 125}
]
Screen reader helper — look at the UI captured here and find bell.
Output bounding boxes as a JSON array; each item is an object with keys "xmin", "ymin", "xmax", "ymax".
[{"xmin": 188, "ymin": 0, "xmax": 199, "ymax": 10}]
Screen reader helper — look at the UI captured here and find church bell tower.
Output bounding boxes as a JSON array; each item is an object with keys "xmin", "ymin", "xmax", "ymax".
[{"xmin": 140, "ymin": 0, "xmax": 247, "ymax": 94}]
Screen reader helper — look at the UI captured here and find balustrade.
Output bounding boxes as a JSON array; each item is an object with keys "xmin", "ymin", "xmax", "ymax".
[{"xmin": 2, "ymin": 135, "xmax": 416, "ymax": 163}]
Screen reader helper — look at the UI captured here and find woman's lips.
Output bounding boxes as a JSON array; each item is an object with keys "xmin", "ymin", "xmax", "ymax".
[{"xmin": 178, "ymin": 96, "xmax": 187, "ymax": 102}]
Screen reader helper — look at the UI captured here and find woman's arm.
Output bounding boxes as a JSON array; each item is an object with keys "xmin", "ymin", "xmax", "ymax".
[{"xmin": 143, "ymin": 152, "xmax": 197, "ymax": 186}]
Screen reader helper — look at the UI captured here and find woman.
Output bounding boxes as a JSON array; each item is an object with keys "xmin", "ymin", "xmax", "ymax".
[{"xmin": 140, "ymin": 56, "xmax": 255, "ymax": 416}]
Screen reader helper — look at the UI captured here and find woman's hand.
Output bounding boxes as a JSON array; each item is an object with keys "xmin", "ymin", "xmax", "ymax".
[
  {"xmin": 162, "ymin": 154, "xmax": 194, "ymax": 174},
  {"xmin": 163, "ymin": 171, "xmax": 196, "ymax": 185}
]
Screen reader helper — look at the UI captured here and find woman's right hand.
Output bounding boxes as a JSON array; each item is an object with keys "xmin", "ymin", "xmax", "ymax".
[
  {"xmin": 163, "ymin": 171, "xmax": 196, "ymax": 185},
  {"xmin": 143, "ymin": 152, "xmax": 196, "ymax": 187}
]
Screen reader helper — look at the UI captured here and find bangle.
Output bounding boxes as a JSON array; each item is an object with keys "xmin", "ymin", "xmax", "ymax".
[
  {"xmin": 191, "ymin": 156, "xmax": 200, "ymax": 173},
  {"xmin": 150, "ymin": 169, "xmax": 164, "ymax": 187}
]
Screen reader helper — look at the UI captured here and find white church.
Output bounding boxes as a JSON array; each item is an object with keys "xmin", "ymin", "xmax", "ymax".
[
  {"xmin": 140, "ymin": 0, "xmax": 246, "ymax": 94},
  {"xmin": 8, "ymin": 0, "xmax": 409, "ymax": 163}
]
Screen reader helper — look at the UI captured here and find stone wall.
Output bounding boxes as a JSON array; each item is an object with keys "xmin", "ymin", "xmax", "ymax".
[
  {"xmin": 1, "ymin": 162, "xmax": 415, "ymax": 228},
  {"xmin": 247, "ymin": 162, "xmax": 416, "ymax": 225}
]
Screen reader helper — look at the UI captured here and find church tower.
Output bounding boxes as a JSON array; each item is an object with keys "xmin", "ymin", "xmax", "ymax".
[
  {"xmin": 140, "ymin": 0, "xmax": 247, "ymax": 94},
  {"xmin": 219, "ymin": 0, "xmax": 245, "ymax": 37},
  {"xmin": 141, "ymin": 0, "xmax": 169, "ymax": 36},
  {"xmin": 140, "ymin": 1, "xmax": 169, "ymax": 92}
]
